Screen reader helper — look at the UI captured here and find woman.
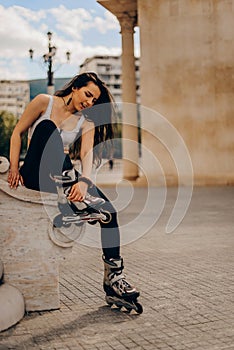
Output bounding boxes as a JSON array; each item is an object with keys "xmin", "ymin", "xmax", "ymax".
[{"xmin": 8, "ymin": 72, "xmax": 140, "ymax": 309}]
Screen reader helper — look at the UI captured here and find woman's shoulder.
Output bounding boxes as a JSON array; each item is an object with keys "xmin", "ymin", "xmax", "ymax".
[{"xmin": 32, "ymin": 94, "xmax": 52, "ymax": 106}]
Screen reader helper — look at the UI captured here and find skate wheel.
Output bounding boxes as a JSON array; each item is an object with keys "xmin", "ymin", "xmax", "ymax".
[
  {"xmin": 105, "ymin": 295, "xmax": 114, "ymax": 307},
  {"xmin": 53, "ymin": 214, "xmax": 64, "ymax": 228},
  {"xmin": 134, "ymin": 302, "xmax": 143, "ymax": 314},
  {"xmin": 116, "ymin": 304, "xmax": 122, "ymax": 310},
  {"xmin": 125, "ymin": 306, "xmax": 132, "ymax": 313},
  {"xmin": 75, "ymin": 221, "xmax": 84, "ymax": 227},
  {"xmin": 53, "ymin": 215, "xmax": 72, "ymax": 228},
  {"xmin": 105, "ymin": 295, "xmax": 115, "ymax": 307},
  {"xmin": 100, "ymin": 210, "xmax": 112, "ymax": 224},
  {"xmin": 88, "ymin": 220, "xmax": 98, "ymax": 225}
]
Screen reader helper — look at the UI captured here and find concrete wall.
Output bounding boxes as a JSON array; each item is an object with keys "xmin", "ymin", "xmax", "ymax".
[
  {"xmin": 0, "ymin": 174, "xmax": 73, "ymax": 312},
  {"xmin": 138, "ymin": 0, "xmax": 234, "ymax": 185}
]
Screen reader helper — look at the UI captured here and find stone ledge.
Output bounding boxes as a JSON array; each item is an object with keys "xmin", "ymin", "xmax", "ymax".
[
  {"xmin": 0, "ymin": 179, "xmax": 57, "ymax": 206},
  {"xmin": 0, "ymin": 177, "xmax": 73, "ymax": 312},
  {"xmin": 0, "ymin": 283, "xmax": 25, "ymax": 332}
]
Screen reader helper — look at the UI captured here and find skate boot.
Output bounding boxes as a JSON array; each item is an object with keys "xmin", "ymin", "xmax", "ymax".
[
  {"xmin": 51, "ymin": 169, "xmax": 111, "ymax": 227},
  {"xmin": 102, "ymin": 255, "xmax": 143, "ymax": 314},
  {"xmin": 53, "ymin": 169, "xmax": 105, "ymax": 213},
  {"xmin": 56, "ymin": 169, "xmax": 105, "ymax": 208}
]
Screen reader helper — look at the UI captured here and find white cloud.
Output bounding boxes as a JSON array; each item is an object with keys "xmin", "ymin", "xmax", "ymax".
[
  {"xmin": 0, "ymin": 58, "xmax": 28, "ymax": 80},
  {"xmin": 12, "ymin": 5, "xmax": 46, "ymax": 22},
  {"xmin": 48, "ymin": 5, "xmax": 119, "ymax": 40},
  {"xmin": 0, "ymin": 5, "xmax": 46, "ymax": 58},
  {"xmin": 94, "ymin": 10, "xmax": 119, "ymax": 34},
  {"xmin": 0, "ymin": 4, "xmax": 121, "ymax": 79},
  {"xmin": 48, "ymin": 5, "xmax": 93, "ymax": 40}
]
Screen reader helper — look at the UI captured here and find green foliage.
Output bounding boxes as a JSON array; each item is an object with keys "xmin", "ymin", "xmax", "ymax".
[
  {"xmin": 0, "ymin": 111, "xmax": 28, "ymax": 159},
  {"xmin": 0, "ymin": 111, "xmax": 17, "ymax": 158}
]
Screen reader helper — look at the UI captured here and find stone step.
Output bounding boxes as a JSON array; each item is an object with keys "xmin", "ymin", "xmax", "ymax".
[{"xmin": 0, "ymin": 283, "xmax": 25, "ymax": 332}]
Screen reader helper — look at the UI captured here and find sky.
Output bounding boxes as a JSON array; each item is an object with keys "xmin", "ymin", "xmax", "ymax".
[{"xmin": 0, "ymin": 0, "xmax": 139, "ymax": 80}]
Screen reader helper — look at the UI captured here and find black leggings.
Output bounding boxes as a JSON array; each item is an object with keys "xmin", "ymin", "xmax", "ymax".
[{"xmin": 20, "ymin": 120, "xmax": 120, "ymax": 259}]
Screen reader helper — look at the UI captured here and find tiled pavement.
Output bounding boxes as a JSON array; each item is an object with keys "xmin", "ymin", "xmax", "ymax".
[{"xmin": 0, "ymin": 186, "xmax": 234, "ymax": 350}]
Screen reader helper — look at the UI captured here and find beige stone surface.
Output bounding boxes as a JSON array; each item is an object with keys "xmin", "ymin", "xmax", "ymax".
[
  {"xmin": 138, "ymin": 0, "xmax": 234, "ymax": 186},
  {"xmin": 0, "ymin": 178, "xmax": 73, "ymax": 312},
  {"xmin": 99, "ymin": 0, "xmax": 234, "ymax": 186},
  {"xmin": 120, "ymin": 15, "xmax": 139, "ymax": 180},
  {"xmin": 0, "ymin": 283, "xmax": 25, "ymax": 332},
  {"xmin": 1, "ymin": 186, "xmax": 234, "ymax": 347}
]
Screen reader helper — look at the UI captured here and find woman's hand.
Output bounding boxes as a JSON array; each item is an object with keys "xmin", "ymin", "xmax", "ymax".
[
  {"xmin": 67, "ymin": 181, "xmax": 88, "ymax": 202},
  {"xmin": 7, "ymin": 168, "xmax": 24, "ymax": 189}
]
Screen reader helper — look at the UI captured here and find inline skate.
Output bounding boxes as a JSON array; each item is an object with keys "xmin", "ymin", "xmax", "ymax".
[
  {"xmin": 51, "ymin": 169, "xmax": 112, "ymax": 228},
  {"xmin": 103, "ymin": 255, "xmax": 143, "ymax": 314}
]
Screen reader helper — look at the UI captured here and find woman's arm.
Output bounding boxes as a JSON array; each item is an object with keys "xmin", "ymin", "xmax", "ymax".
[
  {"xmin": 68, "ymin": 120, "xmax": 95, "ymax": 201},
  {"xmin": 8, "ymin": 94, "xmax": 49, "ymax": 188},
  {"xmin": 79, "ymin": 120, "xmax": 95, "ymax": 178}
]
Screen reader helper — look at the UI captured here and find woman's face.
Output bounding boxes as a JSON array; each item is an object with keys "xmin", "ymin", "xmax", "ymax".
[{"xmin": 72, "ymin": 81, "xmax": 101, "ymax": 111}]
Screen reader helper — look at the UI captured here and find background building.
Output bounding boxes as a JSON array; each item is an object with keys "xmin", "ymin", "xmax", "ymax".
[
  {"xmin": 80, "ymin": 54, "xmax": 141, "ymax": 160},
  {"xmin": 29, "ymin": 78, "xmax": 70, "ymax": 100},
  {"xmin": 79, "ymin": 55, "xmax": 140, "ymax": 104},
  {"xmin": 98, "ymin": 0, "xmax": 234, "ymax": 186},
  {"xmin": 0, "ymin": 78, "xmax": 73, "ymax": 118},
  {"xmin": 0, "ymin": 80, "xmax": 30, "ymax": 119}
]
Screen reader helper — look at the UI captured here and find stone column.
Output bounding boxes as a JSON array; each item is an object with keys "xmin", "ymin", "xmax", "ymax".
[{"xmin": 118, "ymin": 13, "xmax": 139, "ymax": 181}]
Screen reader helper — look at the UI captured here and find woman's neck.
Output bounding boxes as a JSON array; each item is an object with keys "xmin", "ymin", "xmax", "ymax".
[{"xmin": 61, "ymin": 95, "xmax": 76, "ymax": 113}]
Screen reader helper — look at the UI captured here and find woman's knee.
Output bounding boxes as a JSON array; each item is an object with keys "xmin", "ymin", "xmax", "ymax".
[{"xmin": 33, "ymin": 120, "xmax": 57, "ymax": 139}]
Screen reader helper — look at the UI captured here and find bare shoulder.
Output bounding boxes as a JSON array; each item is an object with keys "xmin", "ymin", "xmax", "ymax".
[
  {"xmin": 82, "ymin": 118, "xmax": 95, "ymax": 132},
  {"xmin": 25, "ymin": 94, "xmax": 52, "ymax": 117},
  {"xmin": 32, "ymin": 94, "xmax": 51, "ymax": 107}
]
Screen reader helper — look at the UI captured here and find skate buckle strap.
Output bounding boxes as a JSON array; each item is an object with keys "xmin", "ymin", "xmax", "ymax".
[
  {"xmin": 109, "ymin": 272, "xmax": 126, "ymax": 286},
  {"xmin": 49, "ymin": 172, "xmax": 76, "ymax": 185},
  {"xmin": 83, "ymin": 194, "xmax": 105, "ymax": 208},
  {"xmin": 53, "ymin": 175, "xmax": 70, "ymax": 183}
]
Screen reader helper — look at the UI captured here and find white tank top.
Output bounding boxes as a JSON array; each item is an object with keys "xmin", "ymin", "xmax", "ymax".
[{"xmin": 28, "ymin": 95, "xmax": 85, "ymax": 148}]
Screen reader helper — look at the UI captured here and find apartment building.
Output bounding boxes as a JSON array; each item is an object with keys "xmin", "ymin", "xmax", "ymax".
[
  {"xmin": 0, "ymin": 80, "xmax": 30, "ymax": 119},
  {"xmin": 79, "ymin": 55, "xmax": 140, "ymax": 104}
]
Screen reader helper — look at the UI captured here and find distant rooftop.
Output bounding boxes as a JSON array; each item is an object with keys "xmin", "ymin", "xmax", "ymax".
[{"xmin": 80, "ymin": 55, "xmax": 120, "ymax": 68}]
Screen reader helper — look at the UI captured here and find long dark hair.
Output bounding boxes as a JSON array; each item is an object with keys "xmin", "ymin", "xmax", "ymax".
[{"xmin": 54, "ymin": 72, "xmax": 115, "ymax": 167}]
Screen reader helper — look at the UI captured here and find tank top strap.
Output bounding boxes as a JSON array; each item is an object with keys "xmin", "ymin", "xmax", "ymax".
[
  {"xmin": 46, "ymin": 95, "xmax": 54, "ymax": 117},
  {"xmin": 27, "ymin": 95, "xmax": 54, "ymax": 140},
  {"xmin": 74, "ymin": 114, "xmax": 85, "ymax": 132}
]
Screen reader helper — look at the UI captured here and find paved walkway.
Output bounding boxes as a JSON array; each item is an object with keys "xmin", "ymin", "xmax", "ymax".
[{"xmin": 0, "ymin": 185, "xmax": 234, "ymax": 350}]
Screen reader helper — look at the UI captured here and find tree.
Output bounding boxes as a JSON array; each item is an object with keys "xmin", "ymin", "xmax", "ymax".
[
  {"xmin": 0, "ymin": 111, "xmax": 28, "ymax": 160},
  {"xmin": 0, "ymin": 110, "xmax": 28, "ymax": 160},
  {"xmin": 0, "ymin": 111, "xmax": 18, "ymax": 158}
]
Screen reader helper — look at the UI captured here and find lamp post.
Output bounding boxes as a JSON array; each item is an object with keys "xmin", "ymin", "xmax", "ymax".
[{"xmin": 29, "ymin": 31, "xmax": 71, "ymax": 95}]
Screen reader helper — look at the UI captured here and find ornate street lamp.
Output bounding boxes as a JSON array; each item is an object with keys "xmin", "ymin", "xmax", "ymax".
[
  {"xmin": 29, "ymin": 32, "xmax": 71, "ymax": 95},
  {"xmin": 29, "ymin": 48, "xmax": 34, "ymax": 60}
]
